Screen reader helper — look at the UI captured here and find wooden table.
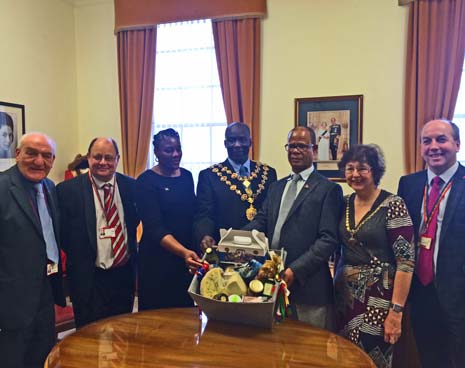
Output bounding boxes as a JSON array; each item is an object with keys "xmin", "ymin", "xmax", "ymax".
[{"xmin": 45, "ymin": 308, "xmax": 375, "ymax": 368}]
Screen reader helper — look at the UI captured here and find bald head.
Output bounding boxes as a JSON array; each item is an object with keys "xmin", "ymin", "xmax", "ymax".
[
  {"xmin": 16, "ymin": 132, "xmax": 56, "ymax": 182},
  {"xmin": 421, "ymin": 119, "xmax": 460, "ymax": 175},
  {"xmin": 87, "ymin": 137, "xmax": 120, "ymax": 182},
  {"xmin": 224, "ymin": 122, "xmax": 252, "ymax": 164}
]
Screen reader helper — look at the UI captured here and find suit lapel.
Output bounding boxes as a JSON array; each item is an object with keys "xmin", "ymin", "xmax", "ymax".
[
  {"xmin": 116, "ymin": 173, "xmax": 129, "ymax": 225},
  {"xmin": 411, "ymin": 172, "xmax": 427, "ymax": 233},
  {"xmin": 9, "ymin": 171, "xmax": 42, "ymax": 236},
  {"xmin": 82, "ymin": 174, "xmax": 98, "ymax": 253},
  {"xmin": 440, "ymin": 165, "xmax": 465, "ymax": 241}
]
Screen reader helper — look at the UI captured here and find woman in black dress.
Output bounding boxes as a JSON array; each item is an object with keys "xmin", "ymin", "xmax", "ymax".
[{"xmin": 136, "ymin": 129, "xmax": 202, "ymax": 310}]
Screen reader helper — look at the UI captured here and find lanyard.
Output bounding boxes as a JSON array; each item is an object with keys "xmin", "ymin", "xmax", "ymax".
[
  {"xmin": 88, "ymin": 172, "xmax": 116, "ymax": 223},
  {"xmin": 422, "ymin": 179, "xmax": 452, "ymax": 230}
]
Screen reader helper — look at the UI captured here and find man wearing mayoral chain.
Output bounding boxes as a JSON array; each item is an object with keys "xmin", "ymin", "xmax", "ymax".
[{"xmin": 194, "ymin": 122, "xmax": 277, "ymax": 250}]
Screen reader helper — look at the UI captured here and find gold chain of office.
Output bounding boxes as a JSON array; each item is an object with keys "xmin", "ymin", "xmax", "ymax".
[
  {"xmin": 211, "ymin": 162, "xmax": 270, "ymax": 221},
  {"xmin": 345, "ymin": 194, "xmax": 385, "ymax": 247}
]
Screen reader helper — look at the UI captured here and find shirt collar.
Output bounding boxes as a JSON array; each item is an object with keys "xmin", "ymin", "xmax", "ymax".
[
  {"xmin": 228, "ymin": 158, "xmax": 251, "ymax": 174},
  {"xmin": 427, "ymin": 161, "xmax": 458, "ymax": 185},
  {"xmin": 92, "ymin": 174, "xmax": 115, "ymax": 189},
  {"xmin": 290, "ymin": 165, "xmax": 314, "ymax": 181}
]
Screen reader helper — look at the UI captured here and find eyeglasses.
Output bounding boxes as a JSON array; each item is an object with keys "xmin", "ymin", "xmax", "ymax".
[
  {"xmin": 91, "ymin": 154, "xmax": 117, "ymax": 163},
  {"xmin": 345, "ymin": 166, "xmax": 371, "ymax": 175},
  {"xmin": 284, "ymin": 143, "xmax": 313, "ymax": 152}
]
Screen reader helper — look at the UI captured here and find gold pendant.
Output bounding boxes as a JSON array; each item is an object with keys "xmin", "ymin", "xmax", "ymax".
[
  {"xmin": 245, "ymin": 188, "xmax": 253, "ymax": 196},
  {"xmin": 246, "ymin": 204, "xmax": 257, "ymax": 221},
  {"xmin": 243, "ymin": 179, "xmax": 250, "ymax": 187}
]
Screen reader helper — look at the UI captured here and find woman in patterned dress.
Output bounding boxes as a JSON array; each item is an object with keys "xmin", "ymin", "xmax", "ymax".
[{"xmin": 334, "ymin": 144, "xmax": 415, "ymax": 368}]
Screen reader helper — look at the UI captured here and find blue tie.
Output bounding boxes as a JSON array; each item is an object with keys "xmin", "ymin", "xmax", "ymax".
[
  {"xmin": 34, "ymin": 183, "xmax": 59, "ymax": 264},
  {"xmin": 239, "ymin": 165, "xmax": 248, "ymax": 177}
]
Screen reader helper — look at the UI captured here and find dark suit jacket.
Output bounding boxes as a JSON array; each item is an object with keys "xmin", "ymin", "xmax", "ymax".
[
  {"xmin": 398, "ymin": 164, "xmax": 465, "ymax": 334},
  {"xmin": 56, "ymin": 172, "xmax": 138, "ymax": 305},
  {"xmin": 0, "ymin": 165, "xmax": 65, "ymax": 330},
  {"xmin": 194, "ymin": 159, "xmax": 277, "ymax": 243},
  {"xmin": 243, "ymin": 170, "xmax": 343, "ymax": 305}
]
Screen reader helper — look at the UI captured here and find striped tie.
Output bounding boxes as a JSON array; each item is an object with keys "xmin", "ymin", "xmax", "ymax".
[{"xmin": 102, "ymin": 183, "xmax": 128, "ymax": 267}]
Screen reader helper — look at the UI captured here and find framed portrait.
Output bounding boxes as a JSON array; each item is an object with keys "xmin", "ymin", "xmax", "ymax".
[
  {"xmin": 0, "ymin": 101, "xmax": 25, "ymax": 172},
  {"xmin": 295, "ymin": 95, "xmax": 363, "ymax": 181}
]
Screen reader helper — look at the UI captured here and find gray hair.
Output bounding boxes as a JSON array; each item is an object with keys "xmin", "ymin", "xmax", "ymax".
[{"xmin": 19, "ymin": 132, "xmax": 56, "ymax": 156}]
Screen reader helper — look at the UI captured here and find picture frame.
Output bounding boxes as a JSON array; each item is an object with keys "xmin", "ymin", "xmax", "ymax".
[
  {"xmin": 0, "ymin": 101, "xmax": 25, "ymax": 172},
  {"xmin": 295, "ymin": 94, "xmax": 363, "ymax": 182}
]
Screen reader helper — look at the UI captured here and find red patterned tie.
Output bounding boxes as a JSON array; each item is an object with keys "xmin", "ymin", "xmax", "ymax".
[
  {"xmin": 417, "ymin": 176, "xmax": 442, "ymax": 286},
  {"xmin": 102, "ymin": 184, "xmax": 129, "ymax": 267}
]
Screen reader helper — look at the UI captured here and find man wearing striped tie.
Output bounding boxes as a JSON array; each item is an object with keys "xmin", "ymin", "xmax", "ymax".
[{"xmin": 57, "ymin": 137, "xmax": 139, "ymax": 328}]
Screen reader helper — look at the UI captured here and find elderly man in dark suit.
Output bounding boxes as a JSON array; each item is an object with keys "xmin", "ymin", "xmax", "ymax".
[
  {"xmin": 244, "ymin": 126, "xmax": 343, "ymax": 329},
  {"xmin": 0, "ymin": 132, "xmax": 65, "ymax": 368},
  {"xmin": 194, "ymin": 122, "xmax": 277, "ymax": 250},
  {"xmin": 398, "ymin": 119, "xmax": 465, "ymax": 368},
  {"xmin": 57, "ymin": 137, "xmax": 138, "ymax": 328}
]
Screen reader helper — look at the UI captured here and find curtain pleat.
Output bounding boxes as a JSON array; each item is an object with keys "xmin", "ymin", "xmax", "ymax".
[
  {"xmin": 212, "ymin": 18, "xmax": 261, "ymax": 160},
  {"xmin": 404, "ymin": 0, "xmax": 465, "ymax": 173},
  {"xmin": 117, "ymin": 28, "xmax": 157, "ymax": 177}
]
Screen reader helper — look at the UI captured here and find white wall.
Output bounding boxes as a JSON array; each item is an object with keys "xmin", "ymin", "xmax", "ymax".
[
  {"xmin": 74, "ymin": 0, "xmax": 121, "ymax": 157},
  {"xmin": 0, "ymin": 0, "xmax": 410, "ymax": 192},
  {"xmin": 0, "ymin": 0, "xmax": 77, "ymax": 182},
  {"xmin": 260, "ymin": 0, "xmax": 409, "ymax": 192}
]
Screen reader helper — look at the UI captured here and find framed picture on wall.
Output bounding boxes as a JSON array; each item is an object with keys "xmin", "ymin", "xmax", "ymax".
[
  {"xmin": 0, "ymin": 101, "xmax": 26, "ymax": 172},
  {"xmin": 295, "ymin": 94, "xmax": 363, "ymax": 181}
]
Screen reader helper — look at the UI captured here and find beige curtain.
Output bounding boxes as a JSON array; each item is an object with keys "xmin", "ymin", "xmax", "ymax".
[
  {"xmin": 212, "ymin": 18, "xmax": 262, "ymax": 160},
  {"xmin": 114, "ymin": 0, "xmax": 266, "ymax": 170},
  {"xmin": 404, "ymin": 0, "xmax": 465, "ymax": 173},
  {"xmin": 117, "ymin": 28, "xmax": 156, "ymax": 177}
]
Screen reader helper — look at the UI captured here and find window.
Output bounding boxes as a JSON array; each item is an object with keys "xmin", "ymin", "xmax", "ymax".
[
  {"xmin": 149, "ymin": 20, "xmax": 227, "ymax": 183},
  {"xmin": 453, "ymin": 63, "xmax": 465, "ymax": 164}
]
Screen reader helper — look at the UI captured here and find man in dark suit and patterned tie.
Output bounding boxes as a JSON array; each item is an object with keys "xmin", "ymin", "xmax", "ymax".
[
  {"xmin": 0, "ymin": 132, "xmax": 65, "ymax": 368},
  {"xmin": 398, "ymin": 119, "xmax": 465, "ymax": 368},
  {"xmin": 244, "ymin": 126, "xmax": 343, "ymax": 329},
  {"xmin": 57, "ymin": 137, "xmax": 138, "ymax": 328},
  {"xmin": 194, "ymin": 122, "xmax": 277, "ymax": 250}
]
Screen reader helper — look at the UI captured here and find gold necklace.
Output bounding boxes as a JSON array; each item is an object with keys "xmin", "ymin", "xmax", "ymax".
[
  {"xmin": 345, "ymin": 193, "xmax": 384, "ymax": 246},
  {"xmin": 211, "ymin": 162, "xmax": 270, "ymax": 221}
]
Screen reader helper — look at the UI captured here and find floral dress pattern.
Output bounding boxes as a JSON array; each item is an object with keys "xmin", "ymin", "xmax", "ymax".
[{"xmin": 334, "ymin": 190, "xmax": 415, "ymax": 368}]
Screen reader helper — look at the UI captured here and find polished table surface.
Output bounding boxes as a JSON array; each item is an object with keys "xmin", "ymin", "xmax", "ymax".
[{"xmin": 45, "ymin": 308, "xmax": 375, "ymax": 368}]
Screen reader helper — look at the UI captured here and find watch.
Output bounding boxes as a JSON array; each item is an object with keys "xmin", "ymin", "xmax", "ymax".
[{"xmin": 389, "ymin": 303, "xmax": 404, "ymax": 313}]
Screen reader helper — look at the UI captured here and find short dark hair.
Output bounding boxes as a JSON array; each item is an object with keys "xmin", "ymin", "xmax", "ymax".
[
  {"xmin": 152, "ymin": 128, "xmax": 180, "ymax": 150},
  {"xmin": 288, "ymin": 126, "xmax": 316, "ymax": 145},
  {"xmin": 0, "ymin": 112, "xmax": 13, "ymax": 130},
  {"xmin": 338, "ymin": 144, "xmax": 386, "ymax": 186},
  {"xmin": 225, "ymin": 122, "xmax": 250, "ymax": 138},
  {"xmin": 87, "ymin": 137, "xmax": 120, "ymax": 156}
]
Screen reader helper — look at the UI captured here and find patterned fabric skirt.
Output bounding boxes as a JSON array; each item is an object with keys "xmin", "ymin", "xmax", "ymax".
[{"xmin": 334, "ymin": 259, "xmax": 395, "ymax": 368}]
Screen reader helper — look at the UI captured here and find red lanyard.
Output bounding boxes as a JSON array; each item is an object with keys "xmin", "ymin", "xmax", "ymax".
[
  {"xmin": 88, "ymin": 172, "xmax": 116, "ymax": 222},
  {"xmin": 422, "ymin": 179, "xmax": 452, "ymax": 230}
]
